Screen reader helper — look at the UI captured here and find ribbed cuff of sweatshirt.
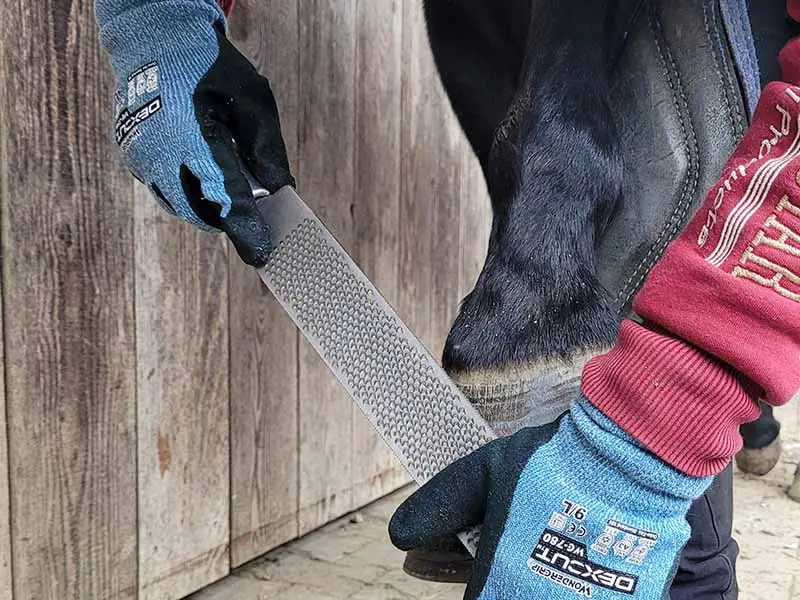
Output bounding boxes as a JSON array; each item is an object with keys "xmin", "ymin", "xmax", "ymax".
[{"xmin": 582, "ymin": 321, "xmax": 761, "ymax": 477}]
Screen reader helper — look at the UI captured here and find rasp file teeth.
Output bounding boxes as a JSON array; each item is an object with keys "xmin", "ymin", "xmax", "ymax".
[{"xmin": 262, "ymin": 219, "xmax": 494, "ymax": 482}]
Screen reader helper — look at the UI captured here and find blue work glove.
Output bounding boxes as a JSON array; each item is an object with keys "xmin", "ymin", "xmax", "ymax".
[
  {"xmin": 96, "ymin": 0, "xmax": 294, "ymax": 266},
  {"xmin": 389, "ymin": 399, "xmax": 712, "ymax": 599}
]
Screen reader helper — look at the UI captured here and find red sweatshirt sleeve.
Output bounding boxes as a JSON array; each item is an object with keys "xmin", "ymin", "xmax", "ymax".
[
  {"xmin": 790, "ymin": 0, "xmax": 800, "ymax": 24},
  {"xmin": 217, "ymin": 0, "xmax": 235, "ymax": 16},
  {"xmin": 583, "ymin": 33, "xmax": 800, "ymax": 476}
]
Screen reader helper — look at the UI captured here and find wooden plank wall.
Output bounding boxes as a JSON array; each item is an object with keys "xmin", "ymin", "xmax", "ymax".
[
  {"xmin": 134, "ymin": 192, "xmax": 231, "ymax": 598},
  {"xmin": 0, "ymin": 0, "xmax": 491, "ymax": 598},
  {"xmin": 404, "ymin": 1, "xmax": 468, "ymax": 362},
  {"xmin": 459, "ymin": 146, "xmax": 491, "ymax": 302},
  {"xmin": 0, "ymin": 28, "xmax": 12, "ymax": 600},
  {"xmin": 1, "ymin": 4, "xmax": 140, "ymax": 600},
  {"xmin": 227, "ymin": 0, "xmax": 302, "ymax": 568},
  {"xmin": 0, "ymin": 154, "xmax": 10, "ymax": 600}
]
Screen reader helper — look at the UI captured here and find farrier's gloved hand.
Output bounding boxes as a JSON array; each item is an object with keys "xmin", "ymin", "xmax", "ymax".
[
  {"xmin": 95, "ymin": 0, "xmax": 294, "ymax": 266},
  {"xmin": 390, "ymin": 399, "xmax": 711, "ymax": 600}
]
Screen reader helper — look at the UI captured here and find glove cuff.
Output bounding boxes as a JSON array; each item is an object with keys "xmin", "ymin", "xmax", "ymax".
[
  {"xmin": 97, "ymin": 0, "xmax": 226, "ymax": 69},
  {"xmin": 565, "ymin": 399, "xmax": 713, "ymax": 503}
]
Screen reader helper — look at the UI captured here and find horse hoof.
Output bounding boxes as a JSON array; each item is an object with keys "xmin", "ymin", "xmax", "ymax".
[
  {"xmin": 448, "ymin": 352, "xmax": 601, "ymax": 435},
  {"xmin": 402, "ymin": 537, "xmax": 473, "ymax": 583},
  {"xmin": 735, "ymin": 436, "xmax": 782, "ymax": 476}
]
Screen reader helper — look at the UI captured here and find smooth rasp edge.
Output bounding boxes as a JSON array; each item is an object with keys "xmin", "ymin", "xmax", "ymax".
[{"xmin": 256, "ymin": 189, "xmax": 496, "ymax": 555}]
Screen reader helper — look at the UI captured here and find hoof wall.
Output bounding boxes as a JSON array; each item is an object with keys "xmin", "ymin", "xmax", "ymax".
[
  {"xmin": 402, "ymin": 539, "xmax": 473, "ymax": 583},
  {"xmin": 735, "ymin": 436, "xmax": 782, "ymax": 476}
]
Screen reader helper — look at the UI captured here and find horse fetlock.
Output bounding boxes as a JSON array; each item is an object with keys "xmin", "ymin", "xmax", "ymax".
[{"xmin": 443, "ymin": 252, "xmax": 618, "ymax": 374}]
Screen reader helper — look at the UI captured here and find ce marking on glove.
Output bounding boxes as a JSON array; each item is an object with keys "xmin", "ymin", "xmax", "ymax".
[
  {"xmin": 548, "ymin": 511, "xmax": 588, "ymax": 537},
  {"xmin": 567, "ymin": 522, "xmax": 588, "ymax": 537}
]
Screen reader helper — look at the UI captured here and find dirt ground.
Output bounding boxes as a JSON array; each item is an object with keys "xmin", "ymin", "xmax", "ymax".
[{"xmin": 191, "ymin": 403, "xmax": 800, "ymax": 600}]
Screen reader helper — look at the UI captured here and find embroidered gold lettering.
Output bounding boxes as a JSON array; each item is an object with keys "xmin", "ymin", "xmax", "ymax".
[{"xmin": 733, "ymin": 196, "xmax": 800, "ymax": 301}]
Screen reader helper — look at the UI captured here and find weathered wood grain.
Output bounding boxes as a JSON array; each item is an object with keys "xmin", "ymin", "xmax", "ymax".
[
  {"xmin": 0, "ymin": 30, "xmax": 12, "ymax": 600},
  {"xmin": 351, "ymin": 0, "xmax": 410, "ymax": 508},
  {"xmin": 459, "ymin": 144, "xmax": 491, "ymax": 302},
  {"xmin": 430, "ymin": 123, "xmax": 465, "ymax": 361},
  {"xmin": 400, "ymin": 2, "xmax": 464, "ymax": 360},
  {"xmin": 0, "ymin": 299, "xmax": 10, "ymax": 600},
  {"xmin": 296, "ymin": 0, "xmax": 358, "ymax": 535},
  {"xmin": 0, "ymin": 97, "xmax": 12, "ymax": 600},
  {"xmin": 0, "ymin": 2, "xmax": 138, "ymax": 598},
  {"xmin": 135, "ymin": 189, "xmax": 230, "ymax": 599},
  {"xmin": 398, "ymin": 3, "xmax": 431, "ymax": 349},
  {"xmin": 227, "ymin": 0, "xmax": 301, "ymax": 567}
]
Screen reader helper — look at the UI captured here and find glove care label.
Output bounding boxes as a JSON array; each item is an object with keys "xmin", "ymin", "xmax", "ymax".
[
  {"xmin": 527, "ymin": 500, "xmax": 643, "ymax": 597},
  {"xmin": 591, "ymin": 520, "xmax": 658, "ymax": 566}
]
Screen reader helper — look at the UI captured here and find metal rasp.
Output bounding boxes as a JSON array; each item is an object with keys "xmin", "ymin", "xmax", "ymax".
[{"xmin": 252, "ymin": 184, "xmax": 496, "ymax": 555}]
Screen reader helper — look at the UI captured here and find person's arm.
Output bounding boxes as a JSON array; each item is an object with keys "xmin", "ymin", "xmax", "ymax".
[
  {"xmin": 584, "ymin": 14, "xmax": 800, "ymax": 478},
  {"xmin": 95, "ymin": 0, "xmax": 293, "ymax": 266},
  {"xmin": 389, "ymin": 6, "xmax": 800, "ymax": 598}
]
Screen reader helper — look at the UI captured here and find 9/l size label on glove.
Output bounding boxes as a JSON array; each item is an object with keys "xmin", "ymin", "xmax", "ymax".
[{"xmin": 528, "ymin": 529, "xmax": 638, "ymax": 597}]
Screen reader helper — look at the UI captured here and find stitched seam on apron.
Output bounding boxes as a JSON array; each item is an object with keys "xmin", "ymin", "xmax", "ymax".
[
  {"xmin": 704, "ymin": 0, "xmax": 746, "ymax": 137},
  {"xmin": 616, "ymin": 7, "xmax": 700, "ymax": 307}
]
